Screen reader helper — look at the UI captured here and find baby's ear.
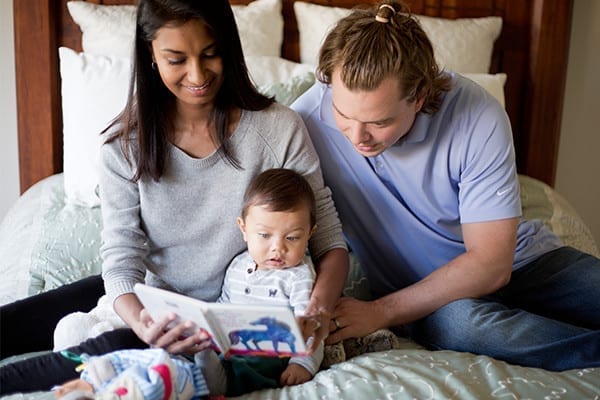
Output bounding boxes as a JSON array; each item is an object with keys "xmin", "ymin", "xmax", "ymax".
[
  {"xmin": 237, "ymin": 217, "xmax": 248, "ymax": 241},
  {"xmin": 309, "ymin": 224, "xmax": 318, "ymax": 237}
]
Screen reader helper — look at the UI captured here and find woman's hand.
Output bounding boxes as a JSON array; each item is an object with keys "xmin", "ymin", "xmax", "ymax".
[
  {"xmin": 134, "ymin": 309, "xmax": 213, "ymax": 355},
  {"xmin": 115, "ymin": 292, "xmax": 212, "ymax": 355},
  {"xmin": 325, "ymin": 297, "xmax": 386, "ymax": 345},
  {"xmin": 299, "ymin": 302, "xmax": 331, "ymax": 354}
]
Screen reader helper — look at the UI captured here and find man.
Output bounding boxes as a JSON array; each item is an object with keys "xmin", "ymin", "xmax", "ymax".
[{"xmin": 292, "ymin": 1, "xmax": 600, "ymax": 371}]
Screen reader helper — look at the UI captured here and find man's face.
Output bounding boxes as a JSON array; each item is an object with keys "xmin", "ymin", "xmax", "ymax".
[{"xmin": 331, "ymin": 68, "xmax": 424, "ymax": 157}]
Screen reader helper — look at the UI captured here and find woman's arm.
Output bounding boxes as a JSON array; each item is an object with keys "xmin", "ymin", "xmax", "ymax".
[{"xmin": 303, "ymin": 248, "xmax": 349, "ymax": 351}]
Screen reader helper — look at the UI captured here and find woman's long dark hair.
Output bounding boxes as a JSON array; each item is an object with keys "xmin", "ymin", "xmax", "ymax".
[{"xmin": 104, "ymin": 0, "xmax": 273, "ymax": 181}]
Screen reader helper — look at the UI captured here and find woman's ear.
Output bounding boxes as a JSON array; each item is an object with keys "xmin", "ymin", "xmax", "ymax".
[{"xmin": 237, "ymin": 217, "xmax": 248, "ymax": 242}]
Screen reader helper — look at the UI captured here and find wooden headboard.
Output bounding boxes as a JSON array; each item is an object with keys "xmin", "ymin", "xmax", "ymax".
[{"xmin": 13, "ymin": 0, "xmax": 572, "ymax": 194}]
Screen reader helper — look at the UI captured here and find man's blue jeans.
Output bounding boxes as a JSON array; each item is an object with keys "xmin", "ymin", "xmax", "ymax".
[{"xmin": 410, "ymin": 246, "xmax": 600, "ymax": 371}]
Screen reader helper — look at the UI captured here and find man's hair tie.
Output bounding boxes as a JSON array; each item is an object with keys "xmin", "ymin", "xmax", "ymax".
[{"xmin": 375, "ymin": 4, "xmax": 396, "ymax": 23}]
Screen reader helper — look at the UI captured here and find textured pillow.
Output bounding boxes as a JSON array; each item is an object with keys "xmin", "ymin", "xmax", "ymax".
[
  {"xmin": 66, "ymin": 1, "xmax": 136, "ymax": 58},
  {"xmin": 60, "ymin": 47, "xmax": 131, "ymax": 207},
  {"xmin": 246, "ymin": 55, "xmax": 314, "ymax": 87},
  {"xmin": 67, "ymin": 0, "xmax": 284, "ymax": 58},
  {"xmin": 462, "ymin": 73, "xmax": 507, "ymax": 108},
  {"xmin": 294, "ymin": 2, "xmax": 351, "ymax": 67},
  {"xmin": 232, "ymin": 0, "xmax": 283, "ymax": 57},
  {"xmin": 417, "ymin": 15, "xmax": 502, "ymax": 73},
  {"xmin": 28, "ymin": 174, "xmax": 104, "ymax": 296},
  {"xmin": 258, "ymin": 72, "xmax": 316, "ymax": 107},
  {"xmin": 293, "ymin": 1, "xmax": 502, "ymax": 73}
]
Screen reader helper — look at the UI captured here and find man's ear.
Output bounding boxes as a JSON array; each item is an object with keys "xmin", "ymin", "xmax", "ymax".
[
  {"xmin": 414, "ymin": 88, "xmax": 427, "ymax": 113},
  {"xmin": 237, "ymin": 217, "xmax": 248, "ymax": 242}
]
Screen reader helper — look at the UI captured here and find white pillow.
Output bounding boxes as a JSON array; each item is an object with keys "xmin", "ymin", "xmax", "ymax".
[
  {"xmin": 232, "ymin": 0, "xmax": 283, "ymax": 58},
  {"xmin": 66, "ymin": 1, "xmax": 136, "ymax": 58},
  {"xmin": 293, "ymin": 2, "xmax": 502, "ymax": 73},
  {"xmin": 67, "ymin": 0, "xmax": 284, "ymax": 58},
  {"xmin": 417, "ymin": 15, "xmax": 502, "ymax": 73},
  {"xmin": 293, "ymin": 2, "xmax": 351, "ymax": 67},
  {"xmin": 462, "ymin": 73, "xmax": 507, "ymax": 108},
  {"xmin": 60, "ymin": 47, "xmax": 131, "ymax": 207}
]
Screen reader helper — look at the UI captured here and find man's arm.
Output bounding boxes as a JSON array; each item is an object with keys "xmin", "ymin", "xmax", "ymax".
[{"xmin": 327, "ymin": 217, "xmax": 517, "ymax": 343}]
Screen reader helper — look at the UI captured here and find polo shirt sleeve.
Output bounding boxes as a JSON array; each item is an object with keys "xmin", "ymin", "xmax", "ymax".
[{"xmin": 457, "ymin": 100, "xmax": 522, "ymax": 224}]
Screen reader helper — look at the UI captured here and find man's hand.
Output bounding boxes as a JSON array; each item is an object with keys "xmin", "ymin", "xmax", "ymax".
[{"xmin": 325, "ymin": 297, "xmax": 387, "ymax": 345}]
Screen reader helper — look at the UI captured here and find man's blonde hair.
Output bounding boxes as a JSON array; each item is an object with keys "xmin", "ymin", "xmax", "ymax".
[{"xmin": 316, "ymin": 1, "xmax": 451, "ymax": 114}]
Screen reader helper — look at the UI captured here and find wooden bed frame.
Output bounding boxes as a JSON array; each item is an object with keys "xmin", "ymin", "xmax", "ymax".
[{"xmin": 13, "ymin": 0, "xmax": 572, "ymax": 194}]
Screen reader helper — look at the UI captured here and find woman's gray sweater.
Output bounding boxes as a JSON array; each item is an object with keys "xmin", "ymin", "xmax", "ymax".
[{"xmin": 99, "ymin": 103, "xmax": 346, "ymax": 302}]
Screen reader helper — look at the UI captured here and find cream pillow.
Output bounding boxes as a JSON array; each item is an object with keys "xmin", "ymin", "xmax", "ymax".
[
  {"xmin": 66, "ymin": 1, "xmax": 136, "ymax": 58},
  {"xmin": 67, "ymin": 0, "xmax": 284, "ymax": 58},
  {"xmin": 293, "ymin": 2, "xmax": 351, "ymax": 67},
  {"xmin": 245, "ymin": 55, "xmax": 314, "ymax": 87},
  {"xmin": 462, "ymin": 73, "xmax": 507, "ymax": 108},
  {"xmin": 293, "ymin": 1, "xmax": 502, "ymax": 73},
  {"xmin": 60, "ymin": 47, "xmax": 131, "ymax": 207},
  {"xmin": 232, "ymin": 0, "xmax": 283, "ymax": 58},
  {"xmin": 418, "ymin": 15, "xmax": 502, "ymax": 73}
]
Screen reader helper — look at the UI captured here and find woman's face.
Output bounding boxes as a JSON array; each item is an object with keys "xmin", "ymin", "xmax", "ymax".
[{"xmin": 151, "ymin": 19, "xmax": 224, "ymax": 111}]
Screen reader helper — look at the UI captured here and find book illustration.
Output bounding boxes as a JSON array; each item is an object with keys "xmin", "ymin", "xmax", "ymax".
[
  {"xmin": 227, "ymin": 317, "xmax": 299, "ymax": 355},
  {"xmin": 134, "ymin": 283, "xmax": 306, "ymax": 358}
]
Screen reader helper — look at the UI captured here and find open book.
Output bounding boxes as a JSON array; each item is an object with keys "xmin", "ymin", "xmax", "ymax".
[{"xmin": 134, "ymin": 283, "xmax": 307, "ymax": 358}]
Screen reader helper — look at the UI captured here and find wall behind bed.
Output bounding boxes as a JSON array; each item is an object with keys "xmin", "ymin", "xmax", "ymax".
[
  {"xmin": 555, "ymin": 0, "xmax": 600, "ymax": 245},
  {"xmin": 0, "ymin": 0, "xmax": 20, "ymax": 221}
]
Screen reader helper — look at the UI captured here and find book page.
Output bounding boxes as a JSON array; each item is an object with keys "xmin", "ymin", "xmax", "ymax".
[{"xmin": 206, "ymin": 303, "xmax": 307, "ymax": 357}]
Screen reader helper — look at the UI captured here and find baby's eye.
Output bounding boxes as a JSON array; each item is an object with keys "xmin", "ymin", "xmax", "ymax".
[
  {"xmin": 258, "ymin": 233, "xmax": 270, "ymax": 239},
  {"xmin": 286, "ymin": 236, "xmax": 300, "ymax": 241}
]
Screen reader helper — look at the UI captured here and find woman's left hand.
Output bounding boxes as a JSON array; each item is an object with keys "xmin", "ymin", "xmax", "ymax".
[
  {"xmin": 298, "ymin": 303, "xmax": 331, "ymax": 354},
  {"xmin": 161, "ymin": 325, "xmax": 214, "ymax": 355},
  {"xmin": 138, "ymin": 309, "xmax": 213, "ymax": 355}
]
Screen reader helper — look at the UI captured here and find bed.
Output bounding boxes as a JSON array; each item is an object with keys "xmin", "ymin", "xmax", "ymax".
[{"xmin": 3, "ymin": 0, "xmax": 599, "ymax": 398}]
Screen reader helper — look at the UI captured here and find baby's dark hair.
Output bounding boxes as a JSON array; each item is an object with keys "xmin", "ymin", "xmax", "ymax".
[{"xmin": 241, "ymin": 169, "xmax": 316, "ymax": 227}]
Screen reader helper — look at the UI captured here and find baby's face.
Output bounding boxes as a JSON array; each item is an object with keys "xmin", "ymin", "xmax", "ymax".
[{"xmin": 238, "ymin": 205, "xmax": 314, "ymax": 270}]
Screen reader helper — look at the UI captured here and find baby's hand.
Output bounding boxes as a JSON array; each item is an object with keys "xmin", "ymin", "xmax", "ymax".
[{"xmin": 279, "ymin": 363, "xmax": 312, "ymax": 386}]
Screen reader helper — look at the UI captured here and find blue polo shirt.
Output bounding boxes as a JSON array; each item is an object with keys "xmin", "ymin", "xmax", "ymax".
[{"xmin": 292, "ymin": 72, "xmax": 562, "ymax": 297}]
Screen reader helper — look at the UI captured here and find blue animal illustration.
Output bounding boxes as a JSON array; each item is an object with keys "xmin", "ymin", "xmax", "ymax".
[{"xmin": 228, "ymin": 317, "xmax": 297, "ymax": 353}]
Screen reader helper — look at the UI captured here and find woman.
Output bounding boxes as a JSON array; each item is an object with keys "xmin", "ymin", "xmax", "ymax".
[{"xmin": 0, "ymin": 0, "xmax": 348, "ymax": 394}]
